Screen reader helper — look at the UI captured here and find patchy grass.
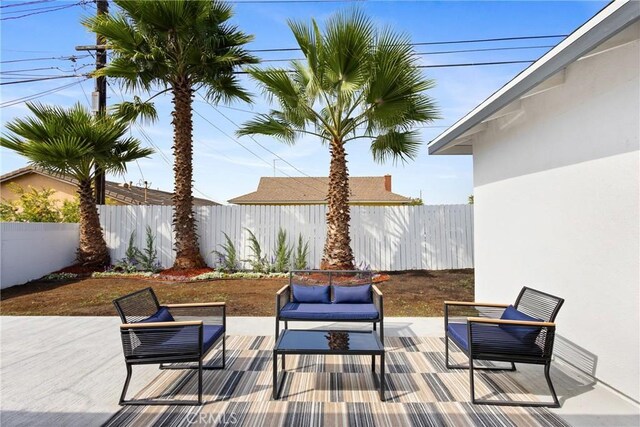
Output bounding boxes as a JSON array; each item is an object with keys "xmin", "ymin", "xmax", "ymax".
[{"xmin": 0, "ymin": 269, "xmax": 474, "ymax": 317}]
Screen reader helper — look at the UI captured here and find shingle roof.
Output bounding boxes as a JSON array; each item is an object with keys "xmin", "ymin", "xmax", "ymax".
[
  {"xmin": 0, "ymin": 166, "xmax": 220, "ymax": 206},
  {"xmin": 228, "ymin": 176, "xmax": 412, "ymax": 204}
]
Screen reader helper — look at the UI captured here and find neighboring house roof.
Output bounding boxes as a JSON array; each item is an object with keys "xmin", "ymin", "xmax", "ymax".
[
  {"xmin": 428, "ymin": 0, "xmax": 640, "ymax": 155},
  {"xmin": 228, "ymin": 175, "xmax": 413, "ymax": 204},
  {"xmin": 0, "ymin": 166, "xmax": 220, "ymax": 206}
]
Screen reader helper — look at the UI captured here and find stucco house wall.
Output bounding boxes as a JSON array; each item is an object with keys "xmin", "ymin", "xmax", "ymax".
[
  {"xmin": 472, "ymin": 22, "xmax": 639, "ymax": 400},
  {"xmin": 0, "ymin": 173, "xmax": 124, "ymax": 205},
  {"xmin": 1, "ymin": 174, "xmax": 78, "ymax": 203}
]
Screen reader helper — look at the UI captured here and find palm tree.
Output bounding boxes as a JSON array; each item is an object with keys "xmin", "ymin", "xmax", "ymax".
[
  {"xmin": 237, "ymin": 11, "xmax": 439, "ymax": 270},
  {"xmin": 1, "ymin": 102, "xmax": 154, "ymax": 267},
  {"xmin": 85, "ymin": 0, "xmax": 258, "ymax": 269}
]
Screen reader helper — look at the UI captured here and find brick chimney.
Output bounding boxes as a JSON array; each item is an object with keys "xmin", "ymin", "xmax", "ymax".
[{"xmin": 384, "ymin": 174, "xmax": 392, "ymax": 192}]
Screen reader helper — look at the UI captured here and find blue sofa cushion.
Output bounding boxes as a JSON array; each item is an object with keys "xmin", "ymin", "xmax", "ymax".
[
  {"xmin": 292, "ymin": 284, "xmax": 331, "ymax": 304},
  {"xmin": 280, "ymin": 302, "xmax": 379, "ymax": 320},
  {"xmin": 333, "ymin": 284, "xmax": 372, "ymax": 304},
  {"xmin": 499, "ymin": 305, "xmax": 542, "ymax": 344},
  {"xmin": 139, "ymin": 306, "xmax": 174, "ymax": 323},
  {"xmin": 447, "ymin": 322, "xmax": 542, "ymax": 357}
]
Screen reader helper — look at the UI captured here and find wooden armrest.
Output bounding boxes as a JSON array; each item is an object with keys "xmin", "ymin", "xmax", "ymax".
[
  {"xmin": 372, "ymin": 285, "xmax": 383, "ymax": 297},
  {"xmin": 276, "ymin": 285, "xmax": 290, "ymax": 295},
  {"xmin": 121, "ymin": 320, "xmax": 203, "ymax": 329},
  {"xmin": 444, "ymin": 301, "xmax": 509, "ymax": 308},
  {"xmin": 166, "ymin": 302, "xmax": 225, "ymax": 308},
  {"xmin": 467, "ymin": 317, "xmax": 555, "ymax": 327}
]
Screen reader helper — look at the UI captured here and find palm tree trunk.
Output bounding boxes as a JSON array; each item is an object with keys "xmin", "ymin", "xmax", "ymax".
[
  {"xmin": 77, "ymin": 179, "xmax": 110, "ymax": 267},
  {"xmin": 321, "ymin": 139, "xmax": 355, "ymax": 270},
  {"xmin": 171, "ymin": 75, "xmax": 206, "ymax": 269}
]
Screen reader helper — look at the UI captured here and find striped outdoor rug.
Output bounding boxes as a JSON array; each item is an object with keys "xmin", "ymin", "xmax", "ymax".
[{"xmin": 105, "ymin": 336, "xmax": 568, "ymax": 427}]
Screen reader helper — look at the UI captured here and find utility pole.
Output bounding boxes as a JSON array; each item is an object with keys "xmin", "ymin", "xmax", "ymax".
[
  {"xmin": 76, "ymin": 0, "xmax": 108, "ymax": 204},
  {"xmin": 94, "ymin": 0, "xmax": 108, "ymax": 204}
]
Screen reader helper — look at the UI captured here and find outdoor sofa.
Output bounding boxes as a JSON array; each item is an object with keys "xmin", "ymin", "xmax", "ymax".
[
  {"xmin": 113, "ymin": 287, "xmax": 226, "ymax": 405},
  {"xmin": 275, "ymin": 270, "xmax": 384, "ymax": 343}
]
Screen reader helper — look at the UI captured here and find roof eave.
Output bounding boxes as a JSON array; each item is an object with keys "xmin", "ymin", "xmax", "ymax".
[{"xmin": 428, "ymin": 0, "xmax": 640, "ymax": 155}]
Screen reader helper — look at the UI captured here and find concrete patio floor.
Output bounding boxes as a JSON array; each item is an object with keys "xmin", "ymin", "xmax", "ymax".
[{"xmin": 1, "ymin": 316, "xmax": 638, "ymax": 427}]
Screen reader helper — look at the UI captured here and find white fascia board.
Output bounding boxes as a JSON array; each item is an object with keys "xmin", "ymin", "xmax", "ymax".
[{"xmin": 428, "ymin": 0, "xmax": 639, "ymax": 155}]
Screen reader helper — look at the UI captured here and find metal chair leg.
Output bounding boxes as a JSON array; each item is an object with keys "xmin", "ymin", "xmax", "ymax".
[
  {"xmin": 545, "ymin": 362, "xmax": 561, "ymax": 408},
  {"xmin": 198, "ymin": 359, "xmax": 203, "ymax": 405},
  {"xmin": 469, "ymin": 354, "xmax": 476, "ymax": 403},
  {"xmin": 221, "ymin": 334, "xmax": 226, "ymax": 369},
  {"xmin": 119, "ymin": 364, "xmax": 132, "ymax": 405}
]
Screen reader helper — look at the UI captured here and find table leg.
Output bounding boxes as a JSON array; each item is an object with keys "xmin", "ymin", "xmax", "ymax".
[
  {"xmin": 273, "ymin": 350, "xmax": 278, "ymax": 400},
  {"xmin": 282, "ymin": 354, "xmax": 286, "ymax": 371},
  {"xmin": 380, "ymin": 352, "xmax": 385, "ymax": 402},
  {"xmin": 372, "ymin": 354, "xmax": 375, "ymax": 372}
]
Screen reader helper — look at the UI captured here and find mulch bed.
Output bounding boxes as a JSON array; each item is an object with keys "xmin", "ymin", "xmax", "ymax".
[{"xmin": 0, "ymin": 270, "xmax": 473, "ymax": 317}]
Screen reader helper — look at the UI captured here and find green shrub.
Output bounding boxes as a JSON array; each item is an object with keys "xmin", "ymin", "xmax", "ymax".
[
  {"xmin": 244, "ymin": 228, "xmax": 268, "ymax": 272},
  {"xmin": 0, "ymin": 185, "xmax": 80, "ymax": 223},
  {"xmin": 294, "ymin": 233, "xmax": 310, "ymax": 270},
  {"xmin": 272, "ymin": 228, "xmax": 293, "ymax": 273},
  {"xmin": 213, "ymin": 232, "xmax": 239, "ymax": 272}
]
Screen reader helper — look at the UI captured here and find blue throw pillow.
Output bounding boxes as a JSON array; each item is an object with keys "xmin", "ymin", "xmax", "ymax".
[
  {"xmin": 499, "ymin": 305, "xmax": 542, "ymax": 344},
  {"xmin": 333, "ymin": 284, "xmax": 372, "ymax": 304},
  {"xmin": 292, "ymin": 284, "xmax": 331, "ymax": 303},
  {"xmin": 139, "ymin": 306, "xmax": 175, "ymax": 323}
]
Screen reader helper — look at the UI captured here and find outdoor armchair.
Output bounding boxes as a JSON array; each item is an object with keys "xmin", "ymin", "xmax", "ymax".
[
  {"xmin": 113, "ymin": 287, "xmax": 226, "ymax": 405},
  {"xmin": 444, "ymin": 287, "xmax": 564, "ymax": 407}
]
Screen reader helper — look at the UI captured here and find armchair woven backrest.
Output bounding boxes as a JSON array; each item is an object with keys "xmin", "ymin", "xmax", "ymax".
[
  {"xmin": 113, "ymin": 287, "xmax": 161, "ymax": 323},
  {"xmin": 514, "ymin": 287, "xmax": 564, "ymax": 322}
]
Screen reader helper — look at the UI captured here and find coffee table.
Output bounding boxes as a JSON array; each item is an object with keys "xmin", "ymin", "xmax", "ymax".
[{"xmin": 273, "ymin": 329, "xmax": 385, "ymax": 401}]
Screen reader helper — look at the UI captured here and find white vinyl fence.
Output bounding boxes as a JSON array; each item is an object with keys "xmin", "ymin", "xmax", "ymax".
[
  {"xmin": 0, "ymin": 222, "xmax": 79, "ymax": 289},
  {"xmin": 98, "ymin": 204, "xmax": 473, "ymax": 271}
]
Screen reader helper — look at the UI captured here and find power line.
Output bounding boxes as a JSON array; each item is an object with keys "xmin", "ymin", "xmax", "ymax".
[
  {"xmin": 0, "ymin": 77, "xmax": 89, "ymax": 108},
  {"xmin": 417, "ymin": 59, "xmax": 535, "ymax": 69},
  {"xmin": 0, "ymin": 54, "xmax": 90, "ymax": 64},
  {"xmin": 0, "ymin": 74, "xmax": 89, "ymax": 85},
  {"xmin": 232, "ymin": 59, "xmax": 536, "ymax": 74},
  {"xmin": 0, "ymin": 64, "xmax": 93, "ymax": 75},
  {"xmin": 260, "ymin": 44, "xmax": 555, "ymax": 62},
  {"xmin": 247, "ymin": 34, "xmax": 567, "ymax": 53},
  {"xmin": 1, "ymin": 0, "xmax": 91, "ymax": 20},
  {"xmin": 0, "ymin": 0, "xmax": 55, "ymax": 8}
]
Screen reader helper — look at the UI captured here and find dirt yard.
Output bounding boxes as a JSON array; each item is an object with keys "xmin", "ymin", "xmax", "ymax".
[{"xmin": 0, "ymin": 270, "xmax": 474, "ymax": 317}]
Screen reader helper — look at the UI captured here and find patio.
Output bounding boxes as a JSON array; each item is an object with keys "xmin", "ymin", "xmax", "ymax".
[{"xmin": 1, "ymin": 316, "xmax": 637, "ymax": 426}]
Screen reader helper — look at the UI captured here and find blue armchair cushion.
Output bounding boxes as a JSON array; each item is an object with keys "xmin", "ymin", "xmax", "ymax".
[
  {"xmin": 139, "ymin": 306, "xmax": 174, "ymax": 323},
  {"xmin": 500, "ymin": 305, "xmax": 542, "ymax": 344},
  {"xmin": 333, "ymin": 284, "xmax": 372, "ymax": 304},
  {"xmin": 447, "ymin": 322, "xmax": 543, "ymax": 357},
  {"xmin": 131, "ymin": 324, "xmax": 224, "ymax": 357},
  {"xmin": 292, "ymin": 284, "xmax": 331, "ymax": 304},
  {"xmin": 280, "ymin": 302, "xmax": 379, "ymax": 320}
]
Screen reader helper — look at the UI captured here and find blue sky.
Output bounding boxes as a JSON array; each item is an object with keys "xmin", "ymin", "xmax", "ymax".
[{"xmin": 1, "ymin": 0, "xmax": 607, "ymax": 204}]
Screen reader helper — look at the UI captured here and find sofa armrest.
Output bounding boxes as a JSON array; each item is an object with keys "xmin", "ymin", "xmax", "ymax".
[
  {"xmin": 444, "ymin": 301, "xmax": 508, "ymax": 329},
  {"xmin": 466, "ymin": 317, "xmax": 555, "ymax": 327},
  {"xmin": 372, "ymin": 285, "xmax": 383, "ymax": 319},
  {"xmin": 444, "ymin": 301, "xmax": 509, "ymax": 308},
  {"xmin": 276, "ymin": 284, "xmax": 291, "ymax": 316}
]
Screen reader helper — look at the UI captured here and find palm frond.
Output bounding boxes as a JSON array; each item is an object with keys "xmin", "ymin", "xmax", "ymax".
[
  {"xmin": 370, "ymin": 130, "xmax": 421, "ymax": 164},
  {"xmin": 236, "ymin": 113, "xmax": 296, "ymax": 144},
  {"xmin": 110, "ymin": 97, "xmax": 158, "ymax": 125}
]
